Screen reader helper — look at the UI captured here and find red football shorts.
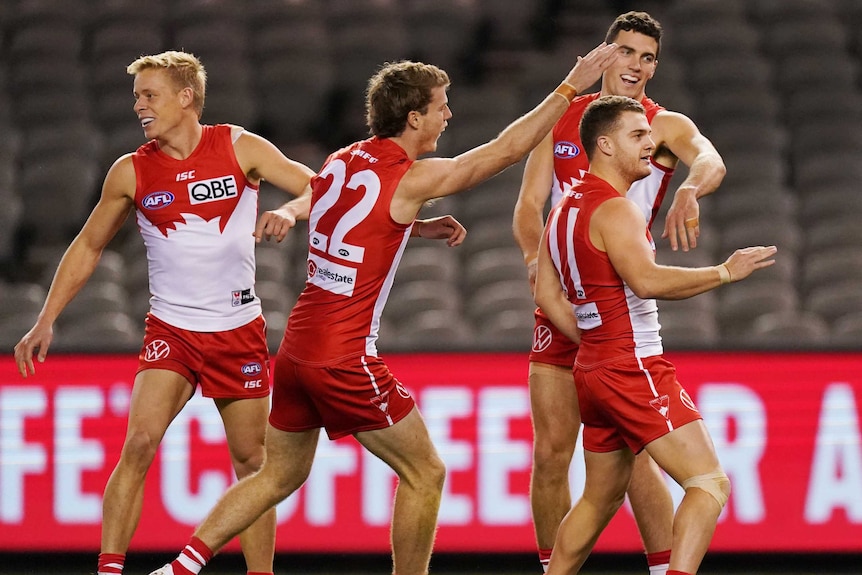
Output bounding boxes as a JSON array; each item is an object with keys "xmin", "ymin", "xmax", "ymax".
[
  {"xmin": 529, "ymin": 308, "xmax": 578, "ymax": 367},
  {"xmin": 575, "ymin": 353, "xmax": 702, "ymax": 454},
  {"xmin": 137, "ymin": 313, "xmax": 271, "ymax": 399},
  {"xmin": 269, "ymin": 352, "xmax": 416, "ymax": 440}
]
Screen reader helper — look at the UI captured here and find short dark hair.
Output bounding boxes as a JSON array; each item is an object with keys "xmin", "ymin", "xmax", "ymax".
[
  {"xmin": 605, "ymin": 11, "xmax": 663, "ymax": 58},
  {"xmin": 365, "ymin": 61, "xmax": 450, "ymax": 138},
  {"xmin": 579, "ymin": 95, "xmax": 646, "ymax": 160}
]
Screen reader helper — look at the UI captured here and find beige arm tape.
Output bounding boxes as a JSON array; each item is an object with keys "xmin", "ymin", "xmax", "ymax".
[{"xmin": 682, "ymin": 470, "xmax": 731, "ymax": 508}]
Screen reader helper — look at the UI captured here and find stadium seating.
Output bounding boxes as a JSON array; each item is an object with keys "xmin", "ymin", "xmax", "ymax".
[{"xmin": 1, "ymin": 0, "xmax": 861, "ymax": 353}]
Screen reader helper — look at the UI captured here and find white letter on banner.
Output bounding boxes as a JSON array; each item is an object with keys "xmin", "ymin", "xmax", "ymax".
[
  {"xmin": 805, "ymin": 383, "xmax": 862, "ymax": 523},
  {"xmin": 161, "ymin": 393, "xmax": 229, "ymax": 524},
  {"xmin": 306, "ymin": 435, "xmax": 357, "ymax": 525},
  {"xmin": 478, "ymin": 387, "xmax": 531, "ymax": 524},
  {"xmin": 421, "ymin": 386, "xmax": 473, "ymax": 525},
  {"xmin": 0, "ymin": 388, "xmax": 48, "ymax": 522},
  {"xmin": 698, "ymin": 383, "xmax": 766, "ymax": 523},
  {"xmin": 54, "ymin": 387, "xmax": 105, "ymax": 522}
]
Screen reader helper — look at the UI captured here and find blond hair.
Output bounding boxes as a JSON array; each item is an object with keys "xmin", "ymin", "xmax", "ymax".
[{"xmin": 127, "ymin": 51, "xmax": 207, "ymax": 118}]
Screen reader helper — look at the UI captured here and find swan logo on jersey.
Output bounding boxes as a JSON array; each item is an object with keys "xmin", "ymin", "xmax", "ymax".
[
  {"xmin": 532, "ymin": 325, "xmax": 553, "ymax": 353},
  {"xmin": 554, "ymin": 141, "xmax": 581, "ymax": 159},
  {"xmin": 143, "ymin": 339, "xmax": 171, "ymax": 361},
  {"xmin": 188, "ymin": 175, "xmax": 238, "ymax": 205},
  {"xmin": 241, "ymin": 362, "xmax": 262, "ymax": 376},
  {"xmin": 142, "ymin": 191, "xmax": 175, "ymax": 210},
  {"xmin": 307, "ymin": 253, "xmax": 356, "ymax": 296}
]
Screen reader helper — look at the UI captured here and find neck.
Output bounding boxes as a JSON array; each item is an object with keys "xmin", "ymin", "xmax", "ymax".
[
  {"xmin": 589, "ymin": 166, "xmax": 634, "ymax": 196},
  {"xmin": 157, "ymin": 121, "xmax": 204, "ymax": 160}
]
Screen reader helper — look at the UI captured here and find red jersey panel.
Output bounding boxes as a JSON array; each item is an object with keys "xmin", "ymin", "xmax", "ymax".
[
  {"xmin": 282, "ymin": 137, "xmax": 414, "ymax": 365},
  {"xmin": 544, "ymin": 173, "xmax": 662, "ymax": 365},
  {"xmin": 133, "ymin": 124, "xmax": 261, "ymax": 331}
]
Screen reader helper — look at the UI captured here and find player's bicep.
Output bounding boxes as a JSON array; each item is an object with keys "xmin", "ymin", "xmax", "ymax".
[{"xmin": 597, "ymin": 200, "xmax": 657, "ymax": 293}]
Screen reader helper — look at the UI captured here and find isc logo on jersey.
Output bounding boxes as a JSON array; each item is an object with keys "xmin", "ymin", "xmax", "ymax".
[
  {"xmin": 188, "ymin": 175, "xmax": 238, "ymax": 205},
  {"xmin": 554, "ymin": 141, "xmax": 581, "ymax": 159},
  {"xmin": 142, "ymin": 191, "xmax": 175, "ymax": 210}
]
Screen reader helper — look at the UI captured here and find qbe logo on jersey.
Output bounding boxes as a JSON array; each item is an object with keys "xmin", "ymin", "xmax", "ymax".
[{"xmin": 188, "ymin": 175, "xmax": 238, "ymax": 205}]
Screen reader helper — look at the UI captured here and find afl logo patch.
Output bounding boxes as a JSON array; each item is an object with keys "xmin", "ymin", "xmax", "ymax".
[
  {"xmin": 142, "ymin": 191, "xmax": 175, "ymax": 210},
  {"xmin": 554, "ymin": 141, "xmax": 580, "ymax": 159},
  {"xmin": 532, "ymin": 325, "xmax": 553, "ymax": 353},
  {"xmin": 241, "ymin": 362, "xmax": 262, "ymax": 376}
]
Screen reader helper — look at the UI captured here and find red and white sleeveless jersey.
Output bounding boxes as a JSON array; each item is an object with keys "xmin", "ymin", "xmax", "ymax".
[
  {"xmin": 282, "ymin": 137, "xmax": 414, "ymax": 365},
  {"xmin": 544, "ymin": 173, "xmax": 662, "ymax": 365},
  {"xmin": 550, "ymin": 93, "xmax": 673, "ymax": 227},
  {"xmin": 133, "ymin": 124, "xmax": 261, "ymax": 332}
]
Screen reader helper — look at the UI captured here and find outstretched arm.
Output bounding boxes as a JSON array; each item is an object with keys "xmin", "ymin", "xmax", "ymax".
[
  {"xmin": 597, "ymin": 198, "xmax": 776, "ymax": 300},
  {"xmin": 397, "ymin": 42, "xmax": 619, "ymax": 213}
]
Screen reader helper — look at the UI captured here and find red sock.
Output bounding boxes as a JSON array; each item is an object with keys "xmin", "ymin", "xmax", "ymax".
[
  {"xmin": 666, "ymin": 571, "xmax": 692, "ymax": 575},
  {"xmin": 97, "ymin": 553, "xmax": 125, "ymax": 574},
  {"xmin": 647, "ymin": 549, "xmax": 671, "ymax": 574},
  {"xmin": 170, "ymin": 536, "xmax": 214, "ymax": 575},
  {"xmin": 538, "ymin": 548, "xmax": 553, "ymax": 572}
]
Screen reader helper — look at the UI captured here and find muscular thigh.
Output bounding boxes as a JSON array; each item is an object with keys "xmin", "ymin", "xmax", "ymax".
[{"xmin": 529, "ymin": 362, "xmax": 580, "ymax": 447}]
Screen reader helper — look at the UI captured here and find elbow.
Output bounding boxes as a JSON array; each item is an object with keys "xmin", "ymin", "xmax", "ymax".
[{"xmin": 627, "ymin": 280, "xmax": 659, "ymax": 300}]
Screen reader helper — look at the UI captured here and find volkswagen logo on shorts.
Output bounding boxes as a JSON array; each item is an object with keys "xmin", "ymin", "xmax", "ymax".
[
  {"xmin": 532, "ymin": 325, "xmax": 553, "ymax": 353},
  {"xmin": 241, "ymin": 362, "xmax": 263, "ymax": 376},
  {"xmin": 143, "ymin": 339, "xmax": 171, "ymax": 361}
]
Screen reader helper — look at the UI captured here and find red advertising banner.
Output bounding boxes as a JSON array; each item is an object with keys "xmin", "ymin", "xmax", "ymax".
[{"xmin": 0, "ymin": 352, "xmax": 860, "ymax": 553}]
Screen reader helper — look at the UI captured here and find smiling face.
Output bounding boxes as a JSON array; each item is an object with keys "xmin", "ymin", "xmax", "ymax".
[
  {"xmin": 601, "ymin": 29, "xmax": 659, "ymax": 100},
  {"xmin": 605, "ymin": 110, "xmax": 655, "ymax": 182},
  {"xmin": 132, "ymin": 68, "xmax": 192, "ymax": 140}
]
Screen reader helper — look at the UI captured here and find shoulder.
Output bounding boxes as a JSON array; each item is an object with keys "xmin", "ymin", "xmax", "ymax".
[
  {"xmin": 103, "ymin": 153, "xmax": 138, "ymax": 198},
  {"xmin": 651, "ymin": 109, "xmax": 697, "ymax": 133}
]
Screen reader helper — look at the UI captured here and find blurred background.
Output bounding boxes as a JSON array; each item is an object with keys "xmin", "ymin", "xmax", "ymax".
[
  {"xmin": 0, "ymin": 0, "xmax": 861, "ymax": 573},
  {"xmin": 2, "ymin": 0, "xmax": 862, "ymax": 354}
]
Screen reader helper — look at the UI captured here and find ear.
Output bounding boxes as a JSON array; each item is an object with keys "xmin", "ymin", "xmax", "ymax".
[
  {"xmin": 408, "ymin": 111, "xmax": 420, "ymax": 129},
  {"xmin": 597, "ymin": 135, "xmax": 613, "ymax": 157},
  {"xmin": 179, "ymin": 86, "xmax": 195, "ymax": 109}
]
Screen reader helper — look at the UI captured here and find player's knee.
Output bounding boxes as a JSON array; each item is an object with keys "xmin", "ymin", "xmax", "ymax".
[
  {"xmin": 424, "ymin": 454, "xmax": 446, "ymax": 493},
  {"xmin": 682, "ymin": 469, "xmax": 731, "ymax": 509}
]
